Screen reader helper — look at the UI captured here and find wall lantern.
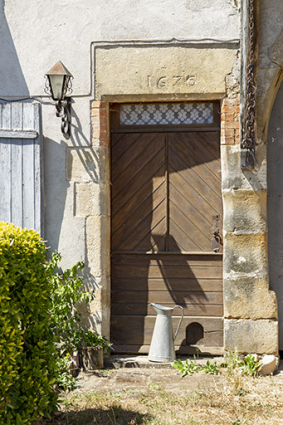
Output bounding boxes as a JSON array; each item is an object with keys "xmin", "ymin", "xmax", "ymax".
[{"xmin": 44, "ymin": 61, "xmax": 73, "ymax": 139}]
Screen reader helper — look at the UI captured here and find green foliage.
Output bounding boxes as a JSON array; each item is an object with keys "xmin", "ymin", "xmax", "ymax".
[
  {"xmin": 81, "ymin": 331, "xmax": 112, "ymax": 354},
  {"xmin": 172, "ymin": 358, "xmax": 200, "ymax": 377},
  {"xmin": 46, "ymin": 252, "xmax": 112, "ymax": 389},
  {"xmin": 173, "ymin": 358, "xmax": 220, "ymax": 377},
  {"xmin": 55, "ymin": 355, "xmax": 78, "ymax": 391},
  {"xmin": 173, "ymin": 353, "xmax": 262, "ymax": 379},
  {"xmin": 220, "ymin": 351, "xmax": 245, "ymax": 370},
  {"xmin": 46, "ymin": 252, "xmax": 92, "ymax": 356},
  {"xmin": 221, "ymin": 352, "xmax": 262, "ymax": 376},
  {"xmin": 241, "ymin": 354, "xmax": 262, "ymax": 376},
  {"xmin": 201, "ymin": 360, "xmax": 219, "ymax": 375},
  {"xmin": 0, "ymin": 222, "xmax": 57, "ymax": 424}
]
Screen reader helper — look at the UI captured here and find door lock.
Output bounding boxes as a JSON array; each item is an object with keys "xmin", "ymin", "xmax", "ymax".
[{"xmin": 211, "ymin": 214, "xmax": 221, "ymax": 252}]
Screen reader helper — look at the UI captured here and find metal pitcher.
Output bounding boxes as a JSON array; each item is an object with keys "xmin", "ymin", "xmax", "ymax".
[{"xmin": 148, "ymin": 303, "xmax": 184, "ymax": 363}]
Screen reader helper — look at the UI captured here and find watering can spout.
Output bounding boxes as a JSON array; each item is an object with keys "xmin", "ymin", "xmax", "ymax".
[{"xmin": 148, "ymin": 303, "xmax": 184, "ymax": 363}]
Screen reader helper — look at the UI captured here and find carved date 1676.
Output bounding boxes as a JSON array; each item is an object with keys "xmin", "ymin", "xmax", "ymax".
[{"xmin": 147, "ymin": 74, "xmax": 196, "ymax": 89}]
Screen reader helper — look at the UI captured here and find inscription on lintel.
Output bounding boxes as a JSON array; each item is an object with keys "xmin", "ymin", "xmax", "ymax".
[{"xmin": 147, "ymin": 74, "xmax": 196, "ymax": 89}]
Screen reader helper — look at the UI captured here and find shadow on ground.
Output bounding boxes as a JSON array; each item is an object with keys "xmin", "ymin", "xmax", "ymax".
[{"xmin": 46, "ymin": 406, "xmax": 153, "ymax": 425}]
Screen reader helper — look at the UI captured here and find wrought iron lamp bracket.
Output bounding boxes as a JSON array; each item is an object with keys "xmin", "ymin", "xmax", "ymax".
[{"xmin": 55, "ymin": 98, "xmax": 71, "ymax": 140}]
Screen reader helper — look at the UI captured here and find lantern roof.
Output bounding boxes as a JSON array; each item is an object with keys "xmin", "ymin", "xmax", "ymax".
[{"xmin": 46, "ymin": 61, "xmax": 73, "ymax": 78}]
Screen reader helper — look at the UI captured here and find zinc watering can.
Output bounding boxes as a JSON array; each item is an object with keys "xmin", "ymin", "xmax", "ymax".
[{"xmin": 148, "ymin": 303, "xmax": 184, "ymax": 363}]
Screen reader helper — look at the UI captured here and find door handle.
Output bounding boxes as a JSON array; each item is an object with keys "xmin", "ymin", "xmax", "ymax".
[{"xmin": 211, "ymin": 214, "xmax": 221, "ymax": 252}]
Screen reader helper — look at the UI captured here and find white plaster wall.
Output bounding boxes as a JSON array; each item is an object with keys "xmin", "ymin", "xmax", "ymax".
[
  {"xmin": 1, "ymin": 0, "xmax": 240, "ymax": 96},
  {"xmin": 0, "ymin": 0, "xmax": 241, "ymax": 269}
]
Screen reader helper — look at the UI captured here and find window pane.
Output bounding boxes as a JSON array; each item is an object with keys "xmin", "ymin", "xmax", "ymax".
[{"xmin": 120, "ymin": 103, "xmax": 214, "ymax": 126}]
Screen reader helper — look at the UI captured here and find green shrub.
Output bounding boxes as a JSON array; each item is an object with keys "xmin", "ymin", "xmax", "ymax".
[
  {"xmin": 46, "ymin": 252, "xmax": 112, "ymax": 388},
  {"xmin": 0, "ymin": 222, "xmax": 57, "ymax": 424},
  {"xmin": 46, "ymin": 251, "xmax": 93, "ymax": 356}
]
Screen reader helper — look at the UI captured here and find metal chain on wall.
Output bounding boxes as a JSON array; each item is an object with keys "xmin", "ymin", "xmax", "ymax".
[{"xmin": 241, "ymin": 0, "xmax": 259, "ymax": 171}]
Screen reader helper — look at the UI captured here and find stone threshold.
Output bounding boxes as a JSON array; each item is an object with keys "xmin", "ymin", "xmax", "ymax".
[{"xmin": 104, "ymin": 354, "xmax": 224, "ymax": 369}]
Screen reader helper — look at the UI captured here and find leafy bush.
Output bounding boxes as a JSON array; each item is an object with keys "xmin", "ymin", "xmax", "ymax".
[
  {"xmin": 0, "ymin": 222, "xmax": 57, "ymax": 424},
  {"xmin": 46, "ymin": 252, "xmax": 112, "ymax": 388},
  {"xmin": 46, "ymin": 252, "xmax": 93, "ymax": 356},
  {"xmin": 81, "ymin": 331, "xmax": 112, "ymax": 353},
  {"xmin": 55, "ymin": 355, "xmax": 78, "ymax": 391}
]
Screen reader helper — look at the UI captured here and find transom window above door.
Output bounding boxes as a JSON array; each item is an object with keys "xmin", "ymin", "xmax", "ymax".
[{"xmin": 120, "ymin": 102, "xmax": 214, "ymax": 126}]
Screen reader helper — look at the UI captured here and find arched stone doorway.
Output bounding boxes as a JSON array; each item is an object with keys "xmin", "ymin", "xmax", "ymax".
[{"xmin": 268, "ymin": 82, "xmax": 283, "ymax": 350}]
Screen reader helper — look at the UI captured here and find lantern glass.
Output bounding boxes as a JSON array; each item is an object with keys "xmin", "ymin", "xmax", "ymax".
[{"xmin": 48, "ymin": 74, "xmax": 65, "ymax": 101}]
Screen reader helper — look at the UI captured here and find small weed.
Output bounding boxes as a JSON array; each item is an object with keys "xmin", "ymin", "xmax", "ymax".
[
  {"xmin": 220, "ymin": 351, "xmax": 245, "ymax": 370},
  {"xmin": 98, "ymin": 369, "xmax": 115, "ymax": 375},
  {"xmin": 241, "ymin": 353, "xmax": 262, "ymax": 376},
  {"xmin": 221, "ymin": 352, "xmax": 262, "ymax": 376},
  {"xmin": 201, "ymin": 360, "xmax": 219, "ymax": 375},
  {"xmin": 172, "ymin": 358, "xmax": 200, "ymax": 377},
  {"xmin": 174, "ymin": 352, "xmax": 262, "ymax": 379},
  {"xmin": 150, "ymin": 382, "xmax": 160, "ymax": 391}
]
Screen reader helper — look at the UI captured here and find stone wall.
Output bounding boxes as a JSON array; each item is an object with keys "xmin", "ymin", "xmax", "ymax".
[{"xmin": 221, "ymin": 0, "xmax": 282, "ymax": 358}]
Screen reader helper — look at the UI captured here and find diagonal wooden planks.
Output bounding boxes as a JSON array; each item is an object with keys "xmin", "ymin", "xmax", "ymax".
[
  {"xmin": 111, "ymin": 132, "xmax": 166, "ymax": 252},
  {"xmin": 168, "ymin": 132, "xmax": 222, "ymax": 252}
]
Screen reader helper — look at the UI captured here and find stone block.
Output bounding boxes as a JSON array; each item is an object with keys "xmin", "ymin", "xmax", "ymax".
[
  {"xmin": 77, "ymin": 276, "xmax": 110, "ymax": 339},
  {"xmin": 224, "ymin": 319, "xmax": 278, "ymax": 354},
  {"xmin": 259, "ymin": 355, "xmax": 279, "ymax": 376},
  {"xmin": 224, "ymin": 277, "xmax": 277, "ymax": 319},
  {"xmin": 66, "ymin": 146, "xmax": 109, "ymax": 183},
  {"xmin": 95, "ymin": 46, "xmax": 238, "ymax": 98},
  {"xmin": 221, "ymin": 144, "xmax": 267, "ymax": 192},
  {"xmin": 223, "ymin": 190, "xmax": 267, "ymax": 234},
  {"xmin": 75, "ymin": 182, "xmax": 110, "ymax": 217},
  {"xmin": 223, "ymin": 232, "xmax": 268, "ymax": 276},
  {"xmin": 86, "ymin": 216, "xmax": 110, "ymax": 278}
]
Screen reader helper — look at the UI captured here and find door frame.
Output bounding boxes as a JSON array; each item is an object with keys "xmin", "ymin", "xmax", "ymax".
[{"xmin": 109, "ymin": 101, "xmax": 224, "ymax": 354}]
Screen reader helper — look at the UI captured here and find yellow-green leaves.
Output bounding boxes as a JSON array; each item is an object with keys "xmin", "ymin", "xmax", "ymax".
[{"xmin": 0, "ymin": 222, "xmax": 57, "ymax": 424}]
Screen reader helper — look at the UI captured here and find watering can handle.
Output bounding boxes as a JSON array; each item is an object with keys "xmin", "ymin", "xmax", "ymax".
[{"xmin": 172, "ymin": 305, "xmax": 184, "ymax": 341}]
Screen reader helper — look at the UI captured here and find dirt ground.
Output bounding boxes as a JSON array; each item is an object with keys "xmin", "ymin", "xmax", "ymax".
[
  {"xmin": 76, "ymin": 366, "xmax": 224, "ymax": 394},
  {"xmin": 46, "ymin": 358, "xmax": 283, "ymax": 425}
]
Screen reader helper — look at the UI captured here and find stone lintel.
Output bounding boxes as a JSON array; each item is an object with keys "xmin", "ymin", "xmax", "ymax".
[{"xmin": 95, "ymin": 46, "xmax": 238, "ymax": 99}]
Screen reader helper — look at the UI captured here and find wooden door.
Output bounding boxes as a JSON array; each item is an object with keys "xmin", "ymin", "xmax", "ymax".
[{"xmin": 110, "ymin": 103, "xmax": 223, "ymax": 355}]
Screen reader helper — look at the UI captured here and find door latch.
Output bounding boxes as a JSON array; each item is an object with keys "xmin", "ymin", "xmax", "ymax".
[{"xmin": 211, "ymin": 214, "xmax": 221, "ymax": 253}]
